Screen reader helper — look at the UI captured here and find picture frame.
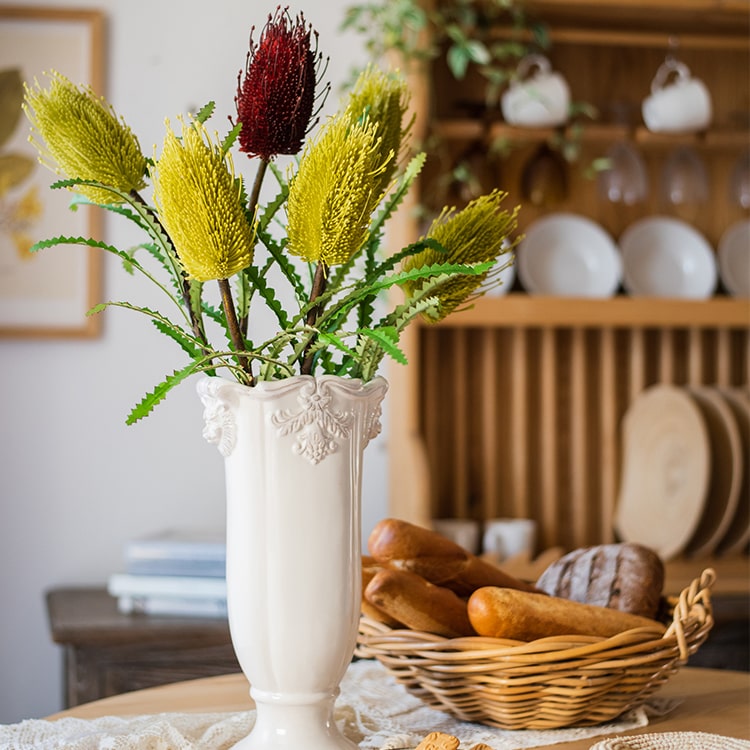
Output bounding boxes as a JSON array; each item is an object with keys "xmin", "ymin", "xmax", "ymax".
[{"xmin": 0, "ymin": 6, "xmax": 105, "ymax": 337}]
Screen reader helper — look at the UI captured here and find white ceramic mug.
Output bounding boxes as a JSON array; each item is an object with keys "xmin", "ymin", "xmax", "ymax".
[
  {"xmin": 501, "ymin": 54, "xmax": 571, "ymax": 128},
  {"xmin": 482, "ymin": 518, "xmax": 536, "ymax": 561},
  {"xmin": 432, "ymin": 518, "xmax": 480, "ymax": 554},
  {"xmin": 642, "ymin": 59, "xmax": 712, "ymax": 134}
]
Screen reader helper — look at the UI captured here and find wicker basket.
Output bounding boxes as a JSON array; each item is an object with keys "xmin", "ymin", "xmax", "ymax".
[{"xmin": 356, "ymin": 569, "xmax": 715, "ymax": 730}]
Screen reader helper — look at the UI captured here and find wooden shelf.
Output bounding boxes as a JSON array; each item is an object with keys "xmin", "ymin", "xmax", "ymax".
[
  {"xmin": 492, "ymin": 23, "xmax": 750, "ymax": 52},
  {"xmin": 389, "ymin": 1, "xmax": 750, "ymax": 582},
  {"xmin": 434, "ymin": 294, "xmax": 750, "ymax": 328},
  {"xmin": 432, "ymin": 120, "xmax": 750, "ymax": 150}
]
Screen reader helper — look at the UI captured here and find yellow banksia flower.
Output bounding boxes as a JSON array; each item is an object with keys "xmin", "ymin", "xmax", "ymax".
[
  {"xmin": 403, "ymin": 189, "xmax": 519, "ymax": 320},
  {"xmin": 286, "ymin": 111, "xmax": 389, "ymax": 266},
  {"xmin": 152, "ymin": 118, "xmax": 255, "ymax": 282},
  {"xmin": 23, "ymin": 71, "xmax": 147, "ymax": 204},
  {"xmin": 344, "ymin": 66, "xmax": 411, "ymax": 197}
]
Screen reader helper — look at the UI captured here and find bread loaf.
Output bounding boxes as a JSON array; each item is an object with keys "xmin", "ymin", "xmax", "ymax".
[
  {"xmin": 467, "ymin": 586, "xmax": 666, "ymax": 641},
  {"xmin": 361, "ymin": 556, "xmax": 403, "ymax": 627},
  {"xmin": 364, "ymin": 567, "xmax": 475, "ymax": 637},
  {"xmin": 368, "ymin": 518, "xmax": 540, "ymax": 597},
  {"xmin": 535, "ymin": 543, "xmax": 664, "ymax": 619}
]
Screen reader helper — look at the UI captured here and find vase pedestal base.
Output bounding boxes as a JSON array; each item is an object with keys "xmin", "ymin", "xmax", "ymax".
[{"xmin": 232, "ymin": 688, "xmax": 358, "ymax": 750}]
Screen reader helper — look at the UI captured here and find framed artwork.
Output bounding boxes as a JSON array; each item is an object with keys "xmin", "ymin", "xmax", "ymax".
[{"xmin": 0, "ymin": 6, "xmax": 104, "ymax": 337}]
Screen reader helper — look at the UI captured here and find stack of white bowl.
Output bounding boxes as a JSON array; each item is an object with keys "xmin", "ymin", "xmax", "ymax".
[{"xmin": 514, "ymin": 213, "xmax": 749, "ymax": 300}]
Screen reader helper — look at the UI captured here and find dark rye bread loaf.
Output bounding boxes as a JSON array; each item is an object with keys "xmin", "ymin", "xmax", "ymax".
[{"xmin": 535, "ymin": 543, "xmax": 665, "ymax": 619}]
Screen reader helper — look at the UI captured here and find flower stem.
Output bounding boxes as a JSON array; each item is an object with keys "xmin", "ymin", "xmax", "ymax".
[
  {"xmin": 249, "ymin": 158, "xmax": 269, "ymax": 216},
  {"xmin": 240, "ymin": 158, "xmax": 270, "ymax": 338},
  {"xmin": 219, "ymin": 277, "xmax": 253, "ymax": 384},
  {"xmin": 300, "ymin": 261, "xmax": 328, "ymax": 375}
]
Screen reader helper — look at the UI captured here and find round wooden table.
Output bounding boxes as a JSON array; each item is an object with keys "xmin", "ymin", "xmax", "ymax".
[{"xmin": 49, "ymin": 667, "xmax": 750, "ymax": 749}]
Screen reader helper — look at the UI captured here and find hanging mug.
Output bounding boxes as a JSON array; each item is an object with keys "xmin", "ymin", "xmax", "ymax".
[
  {"xmin": 642, "ymin": 59, "xmax": 713, "ymax": 134},
  {"xmin": 501, "ymin": 54, "xmax": 571, "ymax": 128}
]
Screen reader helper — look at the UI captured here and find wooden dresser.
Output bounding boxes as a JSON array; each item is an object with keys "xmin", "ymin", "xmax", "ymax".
[{"xmin": 46, "ymin": 587, "xmax": 239, "ymax": 708}]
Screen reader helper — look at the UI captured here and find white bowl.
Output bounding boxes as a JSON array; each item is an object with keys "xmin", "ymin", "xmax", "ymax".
[
  {"xmin": 619, "ymin": 217, "xmax": 717, "ymax": 299},
  {"xmin": 517, "ymin": 213, "xmax": 622, "ymax": 297},
  {"xmin": 718, "ymin": 220, "xmax": 750, "ymax": 297}
]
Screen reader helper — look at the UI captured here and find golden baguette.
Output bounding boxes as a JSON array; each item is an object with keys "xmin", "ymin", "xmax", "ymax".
[
  {"xmin": 368, "ymin": 518, "xmax": 540, "ymax": 596},
  {"xmin": 361, "ymin": 556, "xmax": 403, "ymax": 627},
  {"xmin": 365, "ymin": 567, "xmax": 475, "ymax": 637},
  {"xmin": 467, "ymin": 586, "xmax": 667, "ymax": 641}
]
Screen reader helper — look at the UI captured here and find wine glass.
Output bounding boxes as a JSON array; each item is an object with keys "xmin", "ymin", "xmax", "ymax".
[
  {"xmin": 660, "ymin": 146, "xmax": 709, "ymax": 208},
  {"xmin": 520, "ymin": 143, "xmax": 568, "ymax": 208},
  {"xmin": 729, "ymin": 150, "xmax": 750, "ymax": 209},
  {"xmin": 597, "ymin": 141, "xmax": 649, "ymax": 205},
  {"xmin": 445, "ymin": 140, "xmax": 494, "ymax": 204}
]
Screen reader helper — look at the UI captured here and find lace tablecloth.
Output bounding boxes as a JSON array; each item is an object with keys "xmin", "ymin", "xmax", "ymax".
[{"xmin": 0, "ymin": 659, "xmax": 679, "ymax": 750}]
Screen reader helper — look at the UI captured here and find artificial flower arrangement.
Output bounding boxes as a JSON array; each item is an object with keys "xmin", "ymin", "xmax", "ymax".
[{"xmin": 23, "ymin": 6, "xmax": 518, "ymax": 424}]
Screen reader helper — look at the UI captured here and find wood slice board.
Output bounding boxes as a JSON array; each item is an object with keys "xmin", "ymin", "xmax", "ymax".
[
  {"xmin": 715, "ymin": 388, "xmax": 750, "ymax": 556},
  {"xmin": 683, "ymin": 386, "xmax": 744, "ymax": 558},
  {"xmin": 615, "ymin": 384, "xmax": 710, "ymax": 560}
]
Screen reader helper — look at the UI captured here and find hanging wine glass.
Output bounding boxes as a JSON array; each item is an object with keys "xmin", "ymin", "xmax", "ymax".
[
  {"xmin": 520, "ymin": 143, "xmax": 568, "ymax": 208},
  {"xmin": 597, "ymin": 141, "xmax": 649, "ymax": 205},
  {"xmin": 597, "ymin": 100, "xmax": 648, "ymax": 206},
  {"xmin": 445, "ymin": 139, "xmax": 495, "ymax": 204},
  {"xmin": 660, "ymin": 146, "xmax": 709, "ymax": 208},
  {"xmin": 729, "ymin": 150, "xmax": 750, "ymax": 210}
]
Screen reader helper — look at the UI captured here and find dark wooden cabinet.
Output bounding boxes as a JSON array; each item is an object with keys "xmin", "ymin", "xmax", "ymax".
[{"xmin": 46, "ymin": 587, "xmax": 240, "ymax": 708}]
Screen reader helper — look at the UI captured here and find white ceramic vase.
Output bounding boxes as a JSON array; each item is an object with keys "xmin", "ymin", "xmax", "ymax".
[{"xmin": 197, "ymin": 374, "xmax": 388, "ymax": 750}]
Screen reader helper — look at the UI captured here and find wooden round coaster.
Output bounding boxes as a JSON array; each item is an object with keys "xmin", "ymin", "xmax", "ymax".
[
  {"xmin": 715, "ymin": 387, "xmax": 750, "ymax": 556},
  {"xmin": 615, "ymin": 384, "xmax": 710, "ymax": 560},
  {"xmin": 683, "ymin": 386, "xmax": 744, "ymax": 558}
]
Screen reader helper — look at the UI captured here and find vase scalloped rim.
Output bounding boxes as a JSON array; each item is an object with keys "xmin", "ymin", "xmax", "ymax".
[
  {"xmin": 196, "ymin": 373, "xmax": 389, "ymax": 402},
  {"xmin": 197, "ymin": 374, "xmax": 389, "ymax": 461}
]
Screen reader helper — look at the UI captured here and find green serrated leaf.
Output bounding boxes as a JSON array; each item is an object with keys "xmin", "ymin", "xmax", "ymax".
[
  {"xmin": 359, "ymin": 326, "xmax": 406, "ymax": 364},
  {"xmin": 317, "ymin": 331, "xmax": 358, "ymax": 358},
  {"xmin": 194, "ymin": 101, "xmax": 216, "ymax": 123},
  {"xmin": 126, "ymin": 364, "xmax": 199, "ymax": 424},
  {"xmin": 221, "ymin": 121, "xmax": 242, "ymax": 155},
  {"xmin": 151, "ymin": 317, "xmax": 201, "ymax": 358}
]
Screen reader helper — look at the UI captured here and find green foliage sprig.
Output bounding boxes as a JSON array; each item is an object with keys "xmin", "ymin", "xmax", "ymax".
[{"xmin": 341, "ymin": 0, "xmax": 549, "ymax": 106}]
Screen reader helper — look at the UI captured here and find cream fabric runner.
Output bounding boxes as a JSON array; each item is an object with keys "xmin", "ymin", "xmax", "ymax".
[{"xmin": 0, "ymin": 659, "xmax": 676, "ymax": 750}]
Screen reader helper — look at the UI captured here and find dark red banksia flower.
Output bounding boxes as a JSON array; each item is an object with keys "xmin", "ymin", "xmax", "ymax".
[{"xmin": 235, "ymin": 6, "xmax": 322, "ymax": 161}]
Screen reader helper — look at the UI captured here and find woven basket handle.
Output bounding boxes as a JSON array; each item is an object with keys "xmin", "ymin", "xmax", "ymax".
[{"xmin": 664, "ymin": 568, "xmax": 715, "ymax": 661}]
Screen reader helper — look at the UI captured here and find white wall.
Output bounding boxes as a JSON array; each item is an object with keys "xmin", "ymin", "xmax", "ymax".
[{"xmin": 0, "ymin": 0, "xmax": 387, "ymax": 723}]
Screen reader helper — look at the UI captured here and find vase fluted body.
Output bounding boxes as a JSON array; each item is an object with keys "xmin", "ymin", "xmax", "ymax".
[{"xmin": 197, "ymin": 374, "xmax": 388, "ymax": 750}]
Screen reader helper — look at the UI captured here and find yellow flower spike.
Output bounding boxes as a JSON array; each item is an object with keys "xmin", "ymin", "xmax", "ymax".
[
  {"xmin": 152, "ymin": 118, "xmax": 255, "ymax": 282},
  {"xmin": 286, "ymin": 112, "xmax": 390, "ymax": 267},
  {"xmin": 403, "ymin": 189, "xmax": 519, "ymax": 320},
  {"xmin": 344, "ymin": 65, "xmax": 411, "ymax": 197},
  {"xmin": 23, "ymin": 71, "xmax": 147, "ymax": 204}
]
